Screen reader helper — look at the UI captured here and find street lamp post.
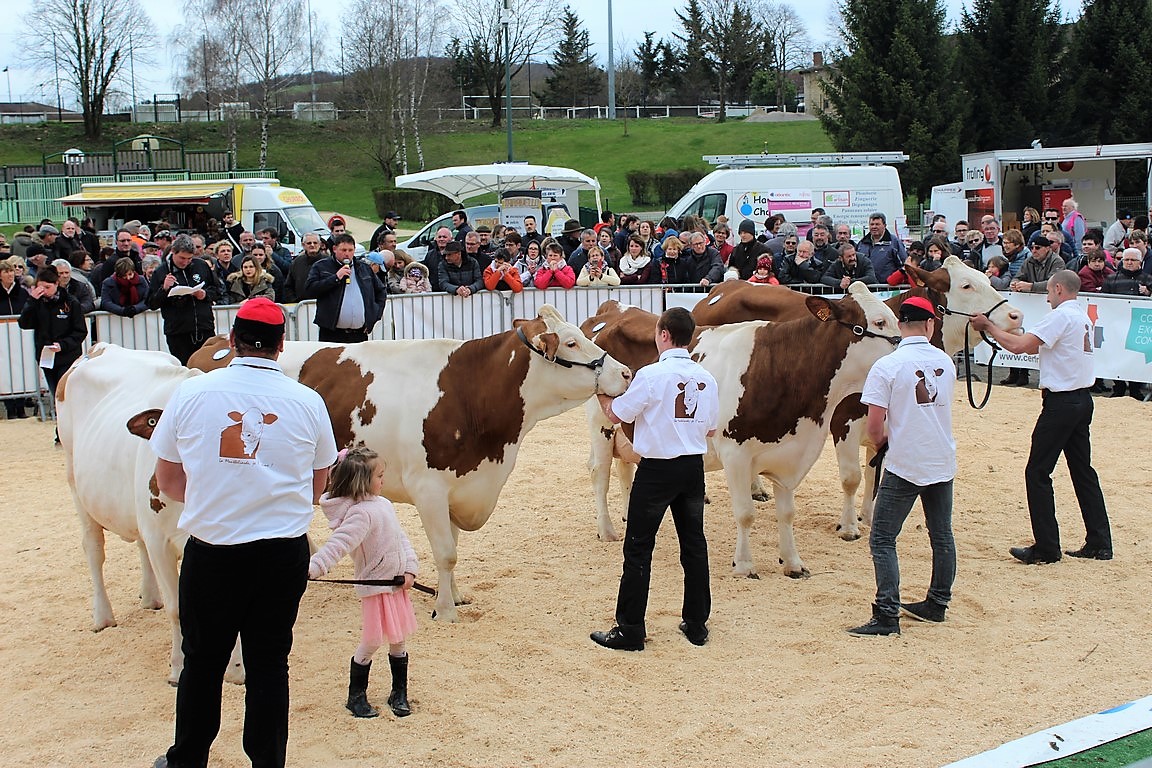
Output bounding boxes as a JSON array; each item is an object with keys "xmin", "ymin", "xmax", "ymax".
[
  {"xmin": 503, "ymin": 0, "xmax": 513, "ymax": 161},
  {"xmin": 607, "ymin": 0, "xmax": 615, "ymax": 120}
]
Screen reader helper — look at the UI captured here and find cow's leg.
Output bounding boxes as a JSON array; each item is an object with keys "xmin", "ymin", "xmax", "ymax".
[
  {"xmin": 722, "ymin": 459, "xmax": 759, "ymax": 578},
  {"xmin": 773, "ymin": 481, "xmax": 810, "ymax": 578},
  {"xmin": 414, "ymin": 498, "xmax": 461, "ymax": 622},
  {"xmin": 224, "ymin": 637, "xmax": 245, "ymax": 686},
  {"xmin": 142, "ymin": 530, "xmax": 188, "ymax": 686},
  {"xmin": 449, "ymin": 523, "xmax": 466, "ymax": 606},
  {"xmin": 833, "ymin": 421, "xmax": 864, "ymax": 541},
  {"xmin": 613, "ymin": 456, "xmax": 636, "ymax": 525},
  {"xmin": 77, "ymin": 512, "xmax": 116, "ymax": 631},
  {"xmin": 585, "ymin": 399, "xmax": 620, "ymax": 541},
  {"xmin": 751, "ymin": 476, "xmax": 770, "ymax": 503},
  {"xmin": 136, "ymin": 540, "xmax": 163, "ymax": 610}
]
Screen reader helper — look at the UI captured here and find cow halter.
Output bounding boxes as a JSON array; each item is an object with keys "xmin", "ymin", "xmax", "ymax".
[
  {"xmin": 837, "ymin": 318, "xmax": 900, "ymax": 346},
  {"xmin": 935, "ymin": 297, "xmax": 1011, "ymax": 409},
  {"xmin": 515, "ymin": 327, "xmax": 608, "ymax": 371}
]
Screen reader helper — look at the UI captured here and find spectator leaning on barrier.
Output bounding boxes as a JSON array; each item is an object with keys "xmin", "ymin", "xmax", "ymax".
[
  {"xmin": 149, "ymin": 235, "xmax": 219, "ymax": 365},
  {"xmin": 483, "ymin": 248, "xmax": 525, "ymax": 292},
  {"xmin": 856, "ymin": 212, "xmax": 906, "ymax": 283},
  {"xmin": 821, "ymin": 243, "xmax": 878, "ymax": 289},
  {"xmin": 100, "ymin": 257, "xmax": 150, "ymax": 317},
  {"xmin": 682, "ymin": 231, "xmax": 724, "ymax": 288},
  {"xmin": 777, "ymin": 239, "xmax": 823, "ymax": 285},
  {"xmin": 1011, "ymin": 235, "xmax": 1065, "ymax": 294},
  {"xmin": 438, "ymin": 240, "xmax": 485, "ymax": 298},
  {"xmin": 398, "ymin": 261, "xmax": 431, "ymax": 293},
  {"xmin": 17, "ymin": 264, "xmax": 87, "ymax": 398},
  {"xmin": 0, "ymin": 259, "xmax": 29, "ymax": 315},
  {"xmin": 533, "ymin": 242, "xmax": 577, "ymax": 289},
  {"xmin": 575, "ymin": 245, "xmax": 620, "ymax": 287},
  {"xmin": 726, "ymin": 220, "xmax": 770, "ymax": 280},
  {"xmin": 286, "ymin": 233, "xmax": 324, "ymax": 303},
  {"xmin": 305, "ymin": 233, "xmax": 388, "ymax": 343}
]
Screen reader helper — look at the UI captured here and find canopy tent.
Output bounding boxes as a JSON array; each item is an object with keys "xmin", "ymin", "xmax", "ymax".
[
  {"xmin": 395, "ymin": 163, "xmax": 603, "ymax": 216},
  {"xmin": 59, "ymin": 184, "xmax": 232, "ymax": 207}
]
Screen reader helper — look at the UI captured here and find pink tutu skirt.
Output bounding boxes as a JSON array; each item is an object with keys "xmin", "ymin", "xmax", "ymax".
[{"xmin": 361, "ymin": 590, "xmax": 418, "ymax": 646}]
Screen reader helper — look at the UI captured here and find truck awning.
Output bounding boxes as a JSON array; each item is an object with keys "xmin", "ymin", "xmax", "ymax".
[{"xmin": 58, "ymin": 185, "xmax": 233, "ymax": 206}]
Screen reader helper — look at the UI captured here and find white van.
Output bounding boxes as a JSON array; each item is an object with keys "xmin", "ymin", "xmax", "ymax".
[
  {"xmin": 398, "ymin": 201, "xmax": 572, "ymax": 262},
  {"xmin": 667, "ymin": 162, "xmax": 906, "ymax": 239}
]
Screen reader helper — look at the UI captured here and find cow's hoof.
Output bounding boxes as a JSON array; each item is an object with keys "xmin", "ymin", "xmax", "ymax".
[
  {"xmin": 431, "ymin": 607, "xmax": 459, "ymax": 622},
  {"xmin": 746, "ymin": 572, "xmax": 760, "ymax": 580},
  {"xmin": 598, "ymin": 530, "xmax": 621, "ymax": 542},
  {"xmin": 141, "ymin": 599, "xmax": 164, "ymax": 611},
  {"xmin": 838, "ymin": 529, "xmax": 862, "ymax": 542},
  {"xmin": 224, "ymin": 666, "xmax": 246, "ymax": 686},
  {"xmin": 91, "ymin": 618, "xmax": 117, "ymax": 632},
  {"xmin": 704, "ymin": 495, "xmax": 711, "ymax": 504},
  {"xmin": 731, "ymin": 561, "xmax": 756, "ymax": 577},
  {"xmin": 167, "ymin": 674, "xmax": 180, "ymax": 688},
  {"xmin": 752, "ymin": 492, "xmax": 770, "ymax": 502},
  {"xmin": 785, "ymin": 567, "xmax": 811, "ymax": 579}
]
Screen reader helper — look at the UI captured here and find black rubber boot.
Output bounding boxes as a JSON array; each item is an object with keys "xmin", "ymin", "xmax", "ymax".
[
  {"xmin": 999, "ymin": 368, "xmax": 1020, "ymax": 385},
  {"xmin": 387, "ymin": 653, "xmax": 411, "ymax": 717},
  {"xmin": 346, "ymin": 658, "xmax": 379, "ymax": 718}
]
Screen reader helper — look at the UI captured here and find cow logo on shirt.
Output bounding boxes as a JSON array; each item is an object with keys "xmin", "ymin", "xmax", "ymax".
[
  {"xmin": 914, "ymin": 368, "xmax": 945, "ymax": 404},
  {"xmin": 219, "ymin": 408, "xmax": 278, "ymax": 460},
  {"xmin": 1083, "ymin": 322, "xmax": 1092, "ymax": 353},
  {"xmin": 675, "ymin": 378, "xmax": 707, "ymax": 419}
]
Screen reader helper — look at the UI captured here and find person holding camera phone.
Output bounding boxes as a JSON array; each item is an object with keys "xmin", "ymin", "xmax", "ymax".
[
  {"xmin": 304, "ymin": 233, "xmax": 387, "ymax": 343},
  {"xmin": 482, "ymin": 249, "xmax": 524, "ymax": 292}
]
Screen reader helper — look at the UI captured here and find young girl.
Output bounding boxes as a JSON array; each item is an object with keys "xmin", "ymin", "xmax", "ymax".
[
  {"xmin": 747, "ymin": 254, "xmax": 779, "ymax": 284},
  {"xmin": 309, "ymin": 448, "xmax": 419, "ymax": 718}
]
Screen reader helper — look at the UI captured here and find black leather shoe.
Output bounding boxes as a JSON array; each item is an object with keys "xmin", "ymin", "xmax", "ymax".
[
  {"xmin": 590, "ymin": 626, "xmax": 643, "ymax": 651},
  {"xmin": 900, "ymin": 599, "xmax": 946, "ymax": 623},
  {"xmin": 1009, "ymin": 545, "xmax": 1061, "ymax": 564},
  {"xmin": 679, "ymin": 621, "xmax": 709, "ymax": 646},
  {"xmin": 152, "ymin": 757, "xmax": 168, "ymax": 768},
  {"xmin": 1064, "ymin": 546, "xmax": 1113, "ymax": 560}
]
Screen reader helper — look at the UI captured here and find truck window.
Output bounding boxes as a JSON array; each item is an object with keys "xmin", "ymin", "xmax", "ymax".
[
  {"xmin": 696, "ymin": 194, "xmax": 726, "ymax": 224},
  {"xmin": 254, "ymin": 211, "xmax": 291, "ymax": 243}
]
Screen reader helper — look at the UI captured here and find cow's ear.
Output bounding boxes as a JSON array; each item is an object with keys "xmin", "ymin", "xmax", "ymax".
[
  {"xmin": 934, "ymin": 368, "xmax": 945, "ymax": 376},
  {"xmin": 127, "ymin": 408, "xmax": 164, "ymax": 440},
  {"xmin": 263, "ymin": 413, "xmax": 278, "ymax": 425},
  {"xmin": 904, "ymin": 262, "xmax": 929, "ymax": 288},
  {"xmin": 538, "ymin": 332, "xmax": 560, "ymax": 361},
  {"xmin": 805, "ymin": 295, "xmax": 836, "ymax": 323},
  {"xmin": 228, "ymin": 410, "xmax": 243, "ymax": 421}
]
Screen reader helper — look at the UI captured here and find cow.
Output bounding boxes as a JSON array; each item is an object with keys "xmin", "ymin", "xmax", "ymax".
[
  {"xmin": 189, "ymin": 305, "xmax": 631, "ymax": 621},
  {"xmin": 56, "ymin": 344, "xmax": 244, "ymax": 685},
  {"xmin": 585, "ymin": 282, "xmax": 902, "ymax": 577}
]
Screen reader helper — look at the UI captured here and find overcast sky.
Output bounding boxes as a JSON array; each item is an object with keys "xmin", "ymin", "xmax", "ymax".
[{"xmin": 2, "ymin": 0, "xmax": 1083, "ymax": 109}]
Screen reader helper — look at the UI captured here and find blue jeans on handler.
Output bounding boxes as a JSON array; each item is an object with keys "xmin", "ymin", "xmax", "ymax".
[{"xmin": 870, "ymin": 472, "xmax": 956, "ymax": 619}]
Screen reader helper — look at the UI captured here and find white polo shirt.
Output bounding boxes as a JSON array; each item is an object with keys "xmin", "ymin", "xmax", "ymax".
[
  {"xmin": 610, "ymin": 348, "xmax": 719, "ymax": 459},
  {"xmin": 1031, "ymin": 299, "xmax": 1096, "ymax": 392},
  {"xmin": 861, "ymin": 336, "xmax": 957, "ymax": 486},
  {"xmin": 151, "ymin": 356, "xmax": 338, "ymax": 545}
]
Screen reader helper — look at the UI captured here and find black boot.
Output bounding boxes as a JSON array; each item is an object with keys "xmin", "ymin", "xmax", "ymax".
[
  {"xmin": 847, "ymin": 605, "xmax": 900, "ymax": 636},
  {"xmin": 999, "ymin": 369, "xmax": 1020, "ymax": 385},
  {"xmin": 346, "ymin": 658, "xmax": 379, "ymax": 718},
  {"xmin": 1111, "ymin": 381, "xmax": 1127, "ymax": 397},
  {"xmin": 1016, "ymin": 369, "xmax": 1030, "ymax": 387},
  {"xmin": 387, "ymin": 653, "xmax": 411, "ymax": 717}
]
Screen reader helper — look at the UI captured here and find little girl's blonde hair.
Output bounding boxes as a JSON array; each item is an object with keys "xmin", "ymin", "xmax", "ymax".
[{"xmin": 328, "ymin": 447, "xmax": 380, "ymax": 501}]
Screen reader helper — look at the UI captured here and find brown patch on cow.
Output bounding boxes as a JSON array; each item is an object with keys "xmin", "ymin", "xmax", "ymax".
[
  {"xmin": 884, "ymin": 283, "xmax": 947, "ymax": 349},
  {"xmin": 297, "ymin": 347, "xmax": 374, "ymax": 449},
  {"xmin": 127, "ymin": 408, "xmax": 165, "ymax": 440},
  {"xmin": 423, "ymin": 328, "xmax": 532, "ymax": 477},
  {"xmin": 692, "ymin": 281, "xmax": 810, "ymax": 325},
  {"xmin": 725, "ymin": 296, "xmax": 870, "ymax": 446},
  {"xmin": 829, "ymin": 394, "xmax": 866, "ymax": 444},
  {"xmin": 581, "ymin": 304, "xmax": 661, "ymax": 373},
  {"xmin": 187, "ymin": 335, "xmax": 233, "ymax": 372},
  {"xmin": 56, "ymin": 368, "xmax": 72, "ymax": 403},
  {"xmin": 148, "ymin": 474, "xmax": 166, "ymax": 513},
  {"xmin": 599, "ymin": 427, "xmax": 614, "ymax": 440},
  {"xmin": 360, "ymin": 399, "xmax": 378, "ymax": 426}
]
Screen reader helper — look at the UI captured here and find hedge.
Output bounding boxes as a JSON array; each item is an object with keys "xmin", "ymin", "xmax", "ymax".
[
  {"xmin": 625, "ymin": 168, "xmax": 707, "ymax": 208},
  {"xmin": 372, "ymin": 188, "xmax": 456, "ymax": 221}
]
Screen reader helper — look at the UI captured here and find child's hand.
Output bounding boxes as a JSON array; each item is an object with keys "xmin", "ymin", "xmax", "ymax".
[
  {"xmin": 402, "ymin": 572, "xmax": 415, "ymax": 590},
  {"xmin": 308, "ymin": 561, "xmax": 324, "ymax": 579}
]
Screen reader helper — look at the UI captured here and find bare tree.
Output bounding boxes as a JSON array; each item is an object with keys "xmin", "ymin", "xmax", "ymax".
[
  {"xmin": 758, "ymin": 1, "xmax": 812, "ymax": 111},
  {"xmin": 25, "ymin": 0, "xmax": 152, "ymax": 138},
  {"xmin": 449, "ymin": 0, "xmax": 564, "ymax": 128}
]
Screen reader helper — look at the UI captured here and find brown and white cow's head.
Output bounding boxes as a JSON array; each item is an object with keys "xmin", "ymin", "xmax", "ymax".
[
  {"xmin": 806, "ymin": 281, "xmax": 901, "ymax": 344},
  {"xmin": 513, "ymin": 305, "xmax": 631, "ymax": 397},
  {"xmin": 906, "ymin": 256, "xmax": 1024, "ymax": 354}
]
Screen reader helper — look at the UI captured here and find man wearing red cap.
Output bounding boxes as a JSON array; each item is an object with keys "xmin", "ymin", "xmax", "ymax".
[
  {"xmin": 150, "ymin": 297, "xmax": 338, "ymax": 768},
  {"xmin": 849, "ymin": 296, "xmax": 957, "ymax": 636}
]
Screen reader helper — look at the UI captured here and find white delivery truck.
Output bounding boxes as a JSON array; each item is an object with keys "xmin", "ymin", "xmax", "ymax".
[
  {"xmin": 58, "ymin": 177, "xmax": 330, "ymax": 253},
  {"xmin": 666, "ymin": 152, "xmax": 909, "ymax": 239}
]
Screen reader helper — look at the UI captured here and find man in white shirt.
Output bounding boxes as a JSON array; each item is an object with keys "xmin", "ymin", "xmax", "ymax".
[
  {"xmin": 971, "ymin": 270, "xmax": 1112, "ymax": 564},
  {"xmin": 590, "ymin": 308, "xmax": 720, "ymax": 650},
  {"xmin": 848, "ymin": 297, "xmax": 957, "ymax": 637},
  {"xmin": 151, "ymin": 297, "xmax": 338, "ymax": 768}
]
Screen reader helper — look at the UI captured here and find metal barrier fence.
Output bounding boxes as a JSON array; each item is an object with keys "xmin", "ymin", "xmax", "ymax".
[{"xmin": 0, "ymin": 282, "xmax": 886, "ymax": 406}]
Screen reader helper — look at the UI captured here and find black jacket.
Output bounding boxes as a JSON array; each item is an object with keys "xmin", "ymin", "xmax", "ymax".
[
  {"xmin": 148, "ymin": 256, "xmax": 219, "ymax": 337},
  {"xmin": 18, "ymin": 289, "xmax": 88, "ymax": 368},
  {"xmin": 286, "ymin": 251, "xmax": 323, "ymax": 303},
  {"xmin": 1102, "ymin": 267, "xmax": 1152, "ymax": 296},
  {"xmin": 437, "ymin": 256, "xmax": 485, "ymax": 294},
  {"xmin": 2, "ymin": 282, "xmax": 29, "ymax": 316},
  {"xmin": 305, "ymin": 255, "xmax": 387, "ymax": 333},
  {"xmin": 728, "ymin": 240, "xmax": 770, "ymax": 280},
  {"xmin": 821, "ymin": 257, "xmax": 878, "ymax": 287},
  {"xmin": 777, "ymin": 253, "xmax": 825, "ymax": 285}
]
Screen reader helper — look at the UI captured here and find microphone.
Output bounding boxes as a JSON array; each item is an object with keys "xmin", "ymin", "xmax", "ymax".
[{"xmin": 342, "ymin": 259, "xmax": 352, "ymax": 284}]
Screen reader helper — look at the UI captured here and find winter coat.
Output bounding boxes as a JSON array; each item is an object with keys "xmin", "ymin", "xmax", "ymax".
[
  {"xmin": 484, "ymin": 262, "xmax": 525, "ymax": 292},
  {"xmin": 1078, "ymin": 264, "xmax": 1114, "ymax": 293},
  {"xmin": 1102, "ymin": 267, "xmax": 1152, "ymax": 297},
  {"xmin": 305, "ymin": 255, "xmax": 388, "ymax": 333},
  {"xmin": 1014, "ymin": 252, "xmax": 1066, "ymax": 292},
  {"xmin": 100, "ymin": 273, "xmax": 150, "ymax": 316},
  {"xmin": 856, "ymin": 230, "xmax": 907, "ymax": 283},
  {"xmin": 438, "ymin": 256, "xmax": 485, "ymax": 295},
  {"xmin": 727, "ymin": 239, "xmax": 770, "ymax": 281},
  {"xmin": 397, "ymin": 261, "xmax": 432, "ymax": 294},
  {"xmin": 18, "ymin": 289, "xmax": 88, "ymax": 368},
  {"xmin": 534, "ymin": 262, "xmax": 576, "ymax": 289},
  {"xmin": 576, "ymin": 263, "xmax": 621, "ymax": 287},
  {"xmin": 1, "ymin": 281, "xmax": 29, "ymax": 316},
  {"xmin": 309, "ymin": 493, "xmax": 419, "ymax": 599},
  {"xmin": 226, "ymin": 271, "xmax": 276, "ymax": 304},
  {"xmin": 821, "ymin": 257, "xmax": 878, "ymax": 288},
  {"xmin": 147, "ymin": 256, "xmax": 219, "ymax": 337}
]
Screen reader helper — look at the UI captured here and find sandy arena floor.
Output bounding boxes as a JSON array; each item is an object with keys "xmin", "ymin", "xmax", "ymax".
[{"xmin": 0, "ymin": 385, "xmax": 1149, "ymax": 767}]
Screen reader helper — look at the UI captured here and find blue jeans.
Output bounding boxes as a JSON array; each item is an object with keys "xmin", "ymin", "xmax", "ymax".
[{"xmin": 869, "ymin": 472, "xmax": 955, "ymax": 618}]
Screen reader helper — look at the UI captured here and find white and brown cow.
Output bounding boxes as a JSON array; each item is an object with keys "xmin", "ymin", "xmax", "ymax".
[
  {"xmin": 56, "ymin": 344, "xmax": 244, "ymax": 685},
  {"xmin": 585, "ymin": 282, "xmax": 901, "ymax": 577},
  {"xmin": 189, "ymin": 305, "xmax": 631, "ymax": 621}
]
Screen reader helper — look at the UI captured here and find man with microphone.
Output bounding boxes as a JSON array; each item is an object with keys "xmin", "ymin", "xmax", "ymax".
[{"xmin": 304, "ymin": 233, "xmax": 387, "ymax": 342}]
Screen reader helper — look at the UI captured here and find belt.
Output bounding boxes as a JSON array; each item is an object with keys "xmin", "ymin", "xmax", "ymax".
[
  {"xmin": 189, "ymin": 534, "xmax": 306, "ymax": 549},
  {"xmin": 1041, "ymin": 387, "xmax": 1089, "ymax": 399}
]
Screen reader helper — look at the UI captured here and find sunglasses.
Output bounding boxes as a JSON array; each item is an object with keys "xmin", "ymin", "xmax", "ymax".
[{"xmin": 1044, "ymin": 217, "xmax": 1059, "ymax": 221}]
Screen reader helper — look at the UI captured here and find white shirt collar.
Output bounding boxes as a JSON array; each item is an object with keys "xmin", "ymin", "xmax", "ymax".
[
  {"xmin": 659, "ymin": 348, "xmax": 691, "ymax": 361},
  {"xmin": 228, "ymin": 356, "xmax": 283, "ymax": 372}
]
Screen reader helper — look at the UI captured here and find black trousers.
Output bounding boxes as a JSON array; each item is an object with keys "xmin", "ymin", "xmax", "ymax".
[
  {"xmin": 615, "ymin": 455, "xmax": 710, "ymax": 637},
  {"xmin": 166, "ymin": 333, "xmax": 210, "ymax": 366},
  {"xmin": 318, "ymin": 327, "xmax": 368, "ymax": 343},
  {"xmin": 1025, "ymin": 389, "xmax": 1111, "ymax": 557},
  {"xmin": 166, "ymin": 535, "xmax": 309, "ymax": 768}
]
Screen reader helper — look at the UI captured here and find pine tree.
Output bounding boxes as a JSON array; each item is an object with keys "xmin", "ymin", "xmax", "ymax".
[
  {"xmin": 957, "ymin": 0, "xmax": 1064, "ymax": 151},
  {"xmin": 673, "ymin": 0, "xmax": 715, "ymax": 105},
  {"xmin": 820, "ymin": 0, "xmax": 961, "ymax": 201},
  {"xmin": 1060, "ymin": 0, "xmax": 1152, "ymax": 145},
  {"xmin": 539, "ymin": 6, "xmax": 602, "ymax": 108},
  {"xmin": 635, "ymin": 32, "xmax": 662, "ymax": 108}
]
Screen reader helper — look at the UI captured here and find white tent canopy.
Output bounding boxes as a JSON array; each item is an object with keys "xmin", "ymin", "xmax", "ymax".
[{"xmin": 395, "ymin": 163, "xmax": 602, "ymax": 213}]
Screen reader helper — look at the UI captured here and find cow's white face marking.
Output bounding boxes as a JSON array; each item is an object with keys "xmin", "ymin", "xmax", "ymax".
[
  {"xmin": 212, "ymin": 348, "xmax": 230, "ymax": 360},
  {"xmin": 591, "ymin": 321, "xmax": 607, "ymax": 333}
]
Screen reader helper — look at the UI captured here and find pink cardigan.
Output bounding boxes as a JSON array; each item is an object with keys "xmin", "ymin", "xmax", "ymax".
[
  {"xmin": 309, "ymin": 494, "xmax": 419, "ymax": 598},
  {"xmin": 533, "ymin": 263, "xmax": 576, "ymax": 289}
]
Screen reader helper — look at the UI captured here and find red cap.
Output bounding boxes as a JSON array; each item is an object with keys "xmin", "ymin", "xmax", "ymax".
[
  {"xmin": 899, "ymin": 296, "xmax": 937, "ymax": 321},
  {"xmin": 235, "ymin": 297, "xmax": 285, "ymax": 326},
  {"xmin": 327, "ymin": 215, "xmax": 345, "ymax": 228}
]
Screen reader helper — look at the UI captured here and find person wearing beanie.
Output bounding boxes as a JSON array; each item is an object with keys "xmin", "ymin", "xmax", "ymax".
[
  {"xmin": 147, "ymin": 234, "xmax": 220, "ymax": 364},
  {"xmin": 747, "ymin": 254, "xmax": 779, "ymax": 284},
  {"xmin": 848, "ymin": 296, "xmax": 957, "ymax": 636},
  {"xmin": 149, "ymin": 296, "xmax": 339, "ymax": 768},
  {"xmin": 725, "ymin": 220, "xmax": 770, "ymax": 280}
]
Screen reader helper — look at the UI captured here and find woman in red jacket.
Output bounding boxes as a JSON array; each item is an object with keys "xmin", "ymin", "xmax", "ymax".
[{"xmin": 533, "ymin": 242, "xmax": 576, "ymax": 289}]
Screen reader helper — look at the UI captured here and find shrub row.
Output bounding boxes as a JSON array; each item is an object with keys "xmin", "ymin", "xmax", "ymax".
[
  {"xmin": 372, "ymin": 188, "xmax": 456, "ymax": 221},
  {"xmin": 624, "ymin": 168, "xmax": 707, "ymax": 207}
]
